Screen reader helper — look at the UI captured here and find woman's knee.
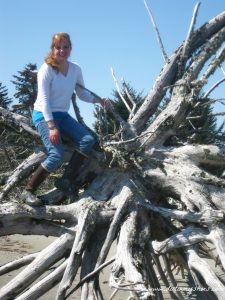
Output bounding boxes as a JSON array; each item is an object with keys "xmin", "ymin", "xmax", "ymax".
[
  {"xmin": 79, "ymin": 134, "xmax": 96, "ymax": 154},
  {"xmin": 86, "ymin": 134, "xmax": 95, "ymax": 145},
  {"xmin": 83, "ymin": 134, "xmax": 96, "ymax": 149}
]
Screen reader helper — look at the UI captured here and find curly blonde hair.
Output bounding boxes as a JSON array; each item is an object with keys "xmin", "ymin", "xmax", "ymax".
[{"xmin": 45, "ymin": 32, "xmax": 72, "ymax": 71}]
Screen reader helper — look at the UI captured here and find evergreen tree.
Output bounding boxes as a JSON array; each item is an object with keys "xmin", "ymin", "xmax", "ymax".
[
  {"xmin": 94, "ymin": 84, "xmax": 223, "ymax": 148},
  {"xmin": 0, "ymin": 82, "xmax": 12, "ymax": 109},
  {"xmin": 177, "ymin": 98, "xmax": 222, "ymax": 145},
  {"xmin": 94, "ymin": 82, "xmax": 145, "ymax": 137},
  {"xmin": 11, "ymin": 63, "xmax": 37, "ymax": 117},
  {"xmin": 149, "ymin": 94, "xmax": 223, "ymax": 146}
]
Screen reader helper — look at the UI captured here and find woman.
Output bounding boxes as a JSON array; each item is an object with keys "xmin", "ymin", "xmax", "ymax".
[{"xmin": 22, "ymin": 32, "xmax": 106, "ymax": 206}]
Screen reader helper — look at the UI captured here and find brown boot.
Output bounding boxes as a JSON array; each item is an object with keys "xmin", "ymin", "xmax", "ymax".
[
  {"xmin": 22, "ymin": 164, "xmax": 49, "ymax": 206},
  {"xmin": 55, "ymin": 151, "xmax": 87, "ymax": 195}
]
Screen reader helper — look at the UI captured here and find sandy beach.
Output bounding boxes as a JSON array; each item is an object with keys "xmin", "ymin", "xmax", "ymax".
[
  {"xmin": 0, "ymin": 234, "xmax": 127, "ymax": 300},
  {"xmin": 0, "ymin": 234, "xmax": 223, "ymax": 299}
]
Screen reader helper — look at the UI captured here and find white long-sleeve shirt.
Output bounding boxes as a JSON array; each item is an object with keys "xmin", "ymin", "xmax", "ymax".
[{"xmin": 34, "ymin": 62, "xmax": 94, "ymax": 121}]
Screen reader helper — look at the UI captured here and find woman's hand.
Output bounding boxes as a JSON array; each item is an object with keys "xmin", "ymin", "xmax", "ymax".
[
  {"xmin": 49, "ymin": 127, "xmax": 60, "ymax": 144},
  {"xmin": 93, "ymin": 97, "xmax": 113, "ymax": 112},
  {"xmin": 47, "ymin": 120, "xmax": 60, "ymax": 144}
]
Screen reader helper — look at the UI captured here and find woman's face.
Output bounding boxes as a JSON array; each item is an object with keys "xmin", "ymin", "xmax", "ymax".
[{"xmin": 53, "ymin": 38, "xmax": 71, "ymax": 63}]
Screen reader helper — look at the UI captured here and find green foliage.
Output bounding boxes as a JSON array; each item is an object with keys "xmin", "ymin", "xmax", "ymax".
[
  {"xmin": 11, "ymin": 63, "xmax": 37, "ymax": 117},
  {"xmin": 149, "ymin": 95, "xmax": 223, "ymax": 146},
  {"xmin": 0, "ymin": 64, "xmax": 38, "ymax": 173},
  {"xmin": 177, "ymin": 99, "xmax": 222, "ymax": 145},
  {"xmin": 0, "ymin": 82, "xmax": 12, "ymax": 109},
  {"xmin": 0, "ymin": 128, "xmax": 37, "ymax": 172},
  {"xmin": 93, "ymin": 82, "xmax": 145, "ymax": 137}
]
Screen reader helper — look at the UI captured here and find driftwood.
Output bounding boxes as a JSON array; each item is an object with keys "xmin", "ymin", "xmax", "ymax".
[{"xmin": 0, "ymin": 3, "xmax": 225, "ymax": 300}]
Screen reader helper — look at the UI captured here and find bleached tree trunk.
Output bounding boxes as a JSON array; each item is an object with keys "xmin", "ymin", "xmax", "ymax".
[{"xmin": 0, "ymin": 4, "xmax": 225, "ymax": 300}]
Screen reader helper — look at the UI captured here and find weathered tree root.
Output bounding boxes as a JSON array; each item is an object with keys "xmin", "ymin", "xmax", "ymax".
[{"xmin": 1, "ymin": 6, "xmax": 225, "ymax": 300}]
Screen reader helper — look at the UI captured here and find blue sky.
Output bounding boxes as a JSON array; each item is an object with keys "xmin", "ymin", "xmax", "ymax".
[{"xmin": 1, "ymin": 0, "xmax": 225, "ymax": 128}]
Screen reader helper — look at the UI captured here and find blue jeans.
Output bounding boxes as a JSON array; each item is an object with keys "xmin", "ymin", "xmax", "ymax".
[{"xmin": 35, "ymin": 113, "xmax": 95, "ymax": 172}]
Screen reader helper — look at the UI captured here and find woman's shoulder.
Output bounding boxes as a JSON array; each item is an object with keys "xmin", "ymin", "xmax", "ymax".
[
  {"xmin": 39, "ymin": 62, "xmax": 54, "ymax": 72},
  {"xmin": 38, "ymin": 63, "xmax": 55, "ymax": 78},
  {"xmin": 69, "ymin": 61, "xmax": 82, "ymax": 72}
]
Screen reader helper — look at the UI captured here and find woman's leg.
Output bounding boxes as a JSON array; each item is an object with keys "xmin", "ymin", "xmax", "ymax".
[
  {"xmin": 37, "ymin": 120, "xmax": 64, "ymax": 173},
  {"xmin": 22, "ymin": 120, "xmax": 64, "ymax": 205},
  {"xmin": 55, "ymin": 114, "xmax": 96, "ymax": 194},
  {"xmin": 59, "ymin": 114, "xmax": 96, "ymax": 156},
  {"xmin": 22, "ymin": 164, "xmax": 49, "ymax": 206}
]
